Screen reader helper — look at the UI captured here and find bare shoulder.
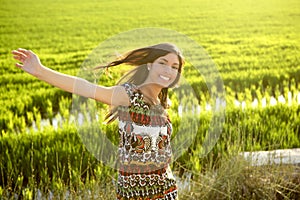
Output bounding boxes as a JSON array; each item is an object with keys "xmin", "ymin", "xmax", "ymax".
[{"xmin": 110, "ymin": 85, "xmax": 130, "ymax": 106}]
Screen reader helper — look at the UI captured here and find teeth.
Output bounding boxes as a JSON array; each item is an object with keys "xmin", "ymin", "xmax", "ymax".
[{"xmin": 160, "ymin": 75, "xmax": 170, "ymax": 81}]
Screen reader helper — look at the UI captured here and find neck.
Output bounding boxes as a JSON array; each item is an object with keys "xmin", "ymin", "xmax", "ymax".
[{"xmin": 138, "ymin": 83, "xmax": 162, "ymax": 104}]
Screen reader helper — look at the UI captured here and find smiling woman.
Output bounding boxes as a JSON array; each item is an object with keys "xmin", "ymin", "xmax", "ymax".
[
  {"xmin": 12, "ymin": 43, "xmax": 184, "ymax": 200},
  {"xmin": 145, "ymin": 53, "xmax": 180, "ymax": 89}
]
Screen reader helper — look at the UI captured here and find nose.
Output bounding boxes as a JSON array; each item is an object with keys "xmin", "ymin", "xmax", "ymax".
[{"xmin": 163, "ymin": 65, "xmax": 173, "ymax": 74}]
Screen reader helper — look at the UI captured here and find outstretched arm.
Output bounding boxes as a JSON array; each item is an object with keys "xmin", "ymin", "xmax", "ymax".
[{"xmin": 12, "ymin": 48, "xmax": 129, "ymax": 106}]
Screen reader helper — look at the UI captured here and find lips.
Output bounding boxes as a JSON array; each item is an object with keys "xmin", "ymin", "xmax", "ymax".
[{"xmin": 159, "ymin": 75, "xmax": 170, "ymax": 81}]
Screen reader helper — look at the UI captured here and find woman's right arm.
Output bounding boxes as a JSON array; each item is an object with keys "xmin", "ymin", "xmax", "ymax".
[{"xmin": 12, "ymin": 48, "xmax": 130, "ymax": 106}]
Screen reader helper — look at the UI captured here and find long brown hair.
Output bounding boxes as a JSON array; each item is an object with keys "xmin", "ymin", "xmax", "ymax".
[{"xmin": 95, "ymin": 43, "xmax": 184, "ymax": 122}]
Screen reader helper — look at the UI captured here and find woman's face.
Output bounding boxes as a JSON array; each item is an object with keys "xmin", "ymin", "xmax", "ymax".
[{"xmin": 145, "ymin": 53, "xmax": 180, "ymax": 88}]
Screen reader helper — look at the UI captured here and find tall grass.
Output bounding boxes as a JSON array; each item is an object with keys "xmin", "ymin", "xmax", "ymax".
[
  {"xmin": 1, "ymin": 0, "xmax": 300, "ymax": 199},
  {"xmin": 177, "ymin": 156, "xmax": 300, "ymax": 200},
  {"xmin": 1, "ymin": 101, "xmax": 300, "ymax": 199}
]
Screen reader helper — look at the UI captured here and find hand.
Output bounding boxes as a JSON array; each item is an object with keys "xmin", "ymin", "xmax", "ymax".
[{"xmin": 12, "ymin": 48, "xmax": 42, "ymax": 76}]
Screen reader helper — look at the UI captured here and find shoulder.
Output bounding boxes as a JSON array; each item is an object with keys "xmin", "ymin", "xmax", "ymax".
[
  {"xmin": 107, "ymin": 85, "xmax": 131, "ymax": 106},
  {"xmin": 122, "ymin": 82, "xmax": 137, "ymax": 91},
  {"xmin": 110, "ymin": 83, "xmax": 139, "ymax": 106},
  {"xmin": 120, "ymin": 82, "xmax": 139, "ymax": 96}
]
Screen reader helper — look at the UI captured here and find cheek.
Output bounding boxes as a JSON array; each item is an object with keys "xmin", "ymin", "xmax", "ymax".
[
  {"xmin": 171, "ymin": 71, "xmax": 179, "ymax": 78},
  {"xmin": 172, "ymin": 73, "xmax": 178, "ymax": 80},
  {"xmin": 150, "ymin": 65, "xmax": 162, "ymax": 74}
]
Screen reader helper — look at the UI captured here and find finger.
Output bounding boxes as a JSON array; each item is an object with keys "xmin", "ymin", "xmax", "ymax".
[
  {"xmin": 13, "ymin": 55, "xmax": 20, "ymax": 60},
  {"xmin": 13, "ymin": 54, "xmax": 26, "ymax": 63},
  {"xmin": 15, "ymin": 63, "xmax": 23, "ymax": 68},
  {"xmin": 17, "ymin": 48, "xmax": 29, "ymax": 55},
  {"xmin": 12, "ymin": 48, "xmax": 30, "ymax": 58},
  {"xmin": 12, "ymin": 50, "xmax": 27, "ymax": 58},
  {"xmin": 21, "ymin": 49, "xmax": 35, "ymax": 58},
  {"xmin": 13, "ymin": 55, "xmax": 23, "ymax": 62},
  {"xmin": 12, "ymin": 50, "xmax": 20, "ymax": 55}
]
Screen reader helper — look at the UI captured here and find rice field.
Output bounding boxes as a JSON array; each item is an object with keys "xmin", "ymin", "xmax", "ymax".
[{"xmin": 0, "ymin": 0, "xmax": 300, "ymax": 199}]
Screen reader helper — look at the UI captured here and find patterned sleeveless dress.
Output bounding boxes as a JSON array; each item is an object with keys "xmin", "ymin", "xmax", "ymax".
[{"xmin": 116, "ymin": 83, "xmax": 178, "ymax": 200}]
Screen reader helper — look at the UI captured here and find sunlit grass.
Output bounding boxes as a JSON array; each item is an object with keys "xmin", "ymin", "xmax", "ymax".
[{"xmin": 1, "ymin": 0, "xmax": 300, "ymax": 198}]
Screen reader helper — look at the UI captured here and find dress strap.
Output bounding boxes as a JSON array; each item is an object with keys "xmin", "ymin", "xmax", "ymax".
[
  {"xmin": 122, "ymin": 83, "xmax": 136, "ymax": 98},
  {"xmin": 121, "ymin": 83, "xmax": 142, "ymax": 106}
]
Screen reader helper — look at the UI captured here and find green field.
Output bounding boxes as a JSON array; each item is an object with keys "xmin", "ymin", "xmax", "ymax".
[{"xmin": 1, "ymin": 0, "xmax": 300, "ymax": 199}]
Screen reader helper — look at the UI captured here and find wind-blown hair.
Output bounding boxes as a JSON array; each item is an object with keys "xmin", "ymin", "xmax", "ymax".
[{"xmin": 95, "ymin": 43, "xmax": 184, "ymax": 123}]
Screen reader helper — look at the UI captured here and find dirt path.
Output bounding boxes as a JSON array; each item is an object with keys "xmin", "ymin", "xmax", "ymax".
[{"xmin": 241, "ymin": 148, "xmax": 300, "ymax": 166}]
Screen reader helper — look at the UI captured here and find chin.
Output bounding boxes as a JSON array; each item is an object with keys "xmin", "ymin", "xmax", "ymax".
[
  {"xmin": 161, "ymin": 83, "xmax": 174, "ymax": 89},
  {"xmin": 155, "ymin": 81, "xmax": 170, "ymax": 88}
]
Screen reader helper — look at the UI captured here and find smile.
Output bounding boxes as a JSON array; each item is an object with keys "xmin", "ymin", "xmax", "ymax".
[{"xmin": 159, "ymin": 75, "xmax": 170, "ymax": 81}]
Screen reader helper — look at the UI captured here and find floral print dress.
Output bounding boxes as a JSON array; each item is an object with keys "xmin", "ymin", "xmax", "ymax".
[{"xmin": 116, "ymin": 83, "xmax": 178, "ymax": 200}]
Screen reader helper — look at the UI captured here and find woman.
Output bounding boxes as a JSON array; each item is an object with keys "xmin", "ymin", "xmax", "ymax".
[{"xmin": 12, "ymin": 43, "xmax": 184, "ymax": 200}]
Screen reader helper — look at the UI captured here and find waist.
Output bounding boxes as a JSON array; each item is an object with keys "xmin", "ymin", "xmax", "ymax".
[{"xmin": 119, "ymin": 163, "xmax": 168, "ymax": 175}]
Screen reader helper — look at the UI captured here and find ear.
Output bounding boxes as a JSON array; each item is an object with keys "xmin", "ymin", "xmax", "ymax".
[{"xmin": 147, "ymin": 63, "xmax": 151, "ymax": 71}]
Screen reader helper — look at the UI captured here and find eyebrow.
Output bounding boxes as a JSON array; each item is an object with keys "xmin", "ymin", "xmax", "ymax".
[{"xmin": 160, "ymin": 58, "xmax": 179, "ymax": 66}]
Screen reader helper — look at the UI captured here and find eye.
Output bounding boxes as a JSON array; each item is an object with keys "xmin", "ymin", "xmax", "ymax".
[{"xmin": 172, "ymin": 66, "xmax": 179, "ymax": 70}]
